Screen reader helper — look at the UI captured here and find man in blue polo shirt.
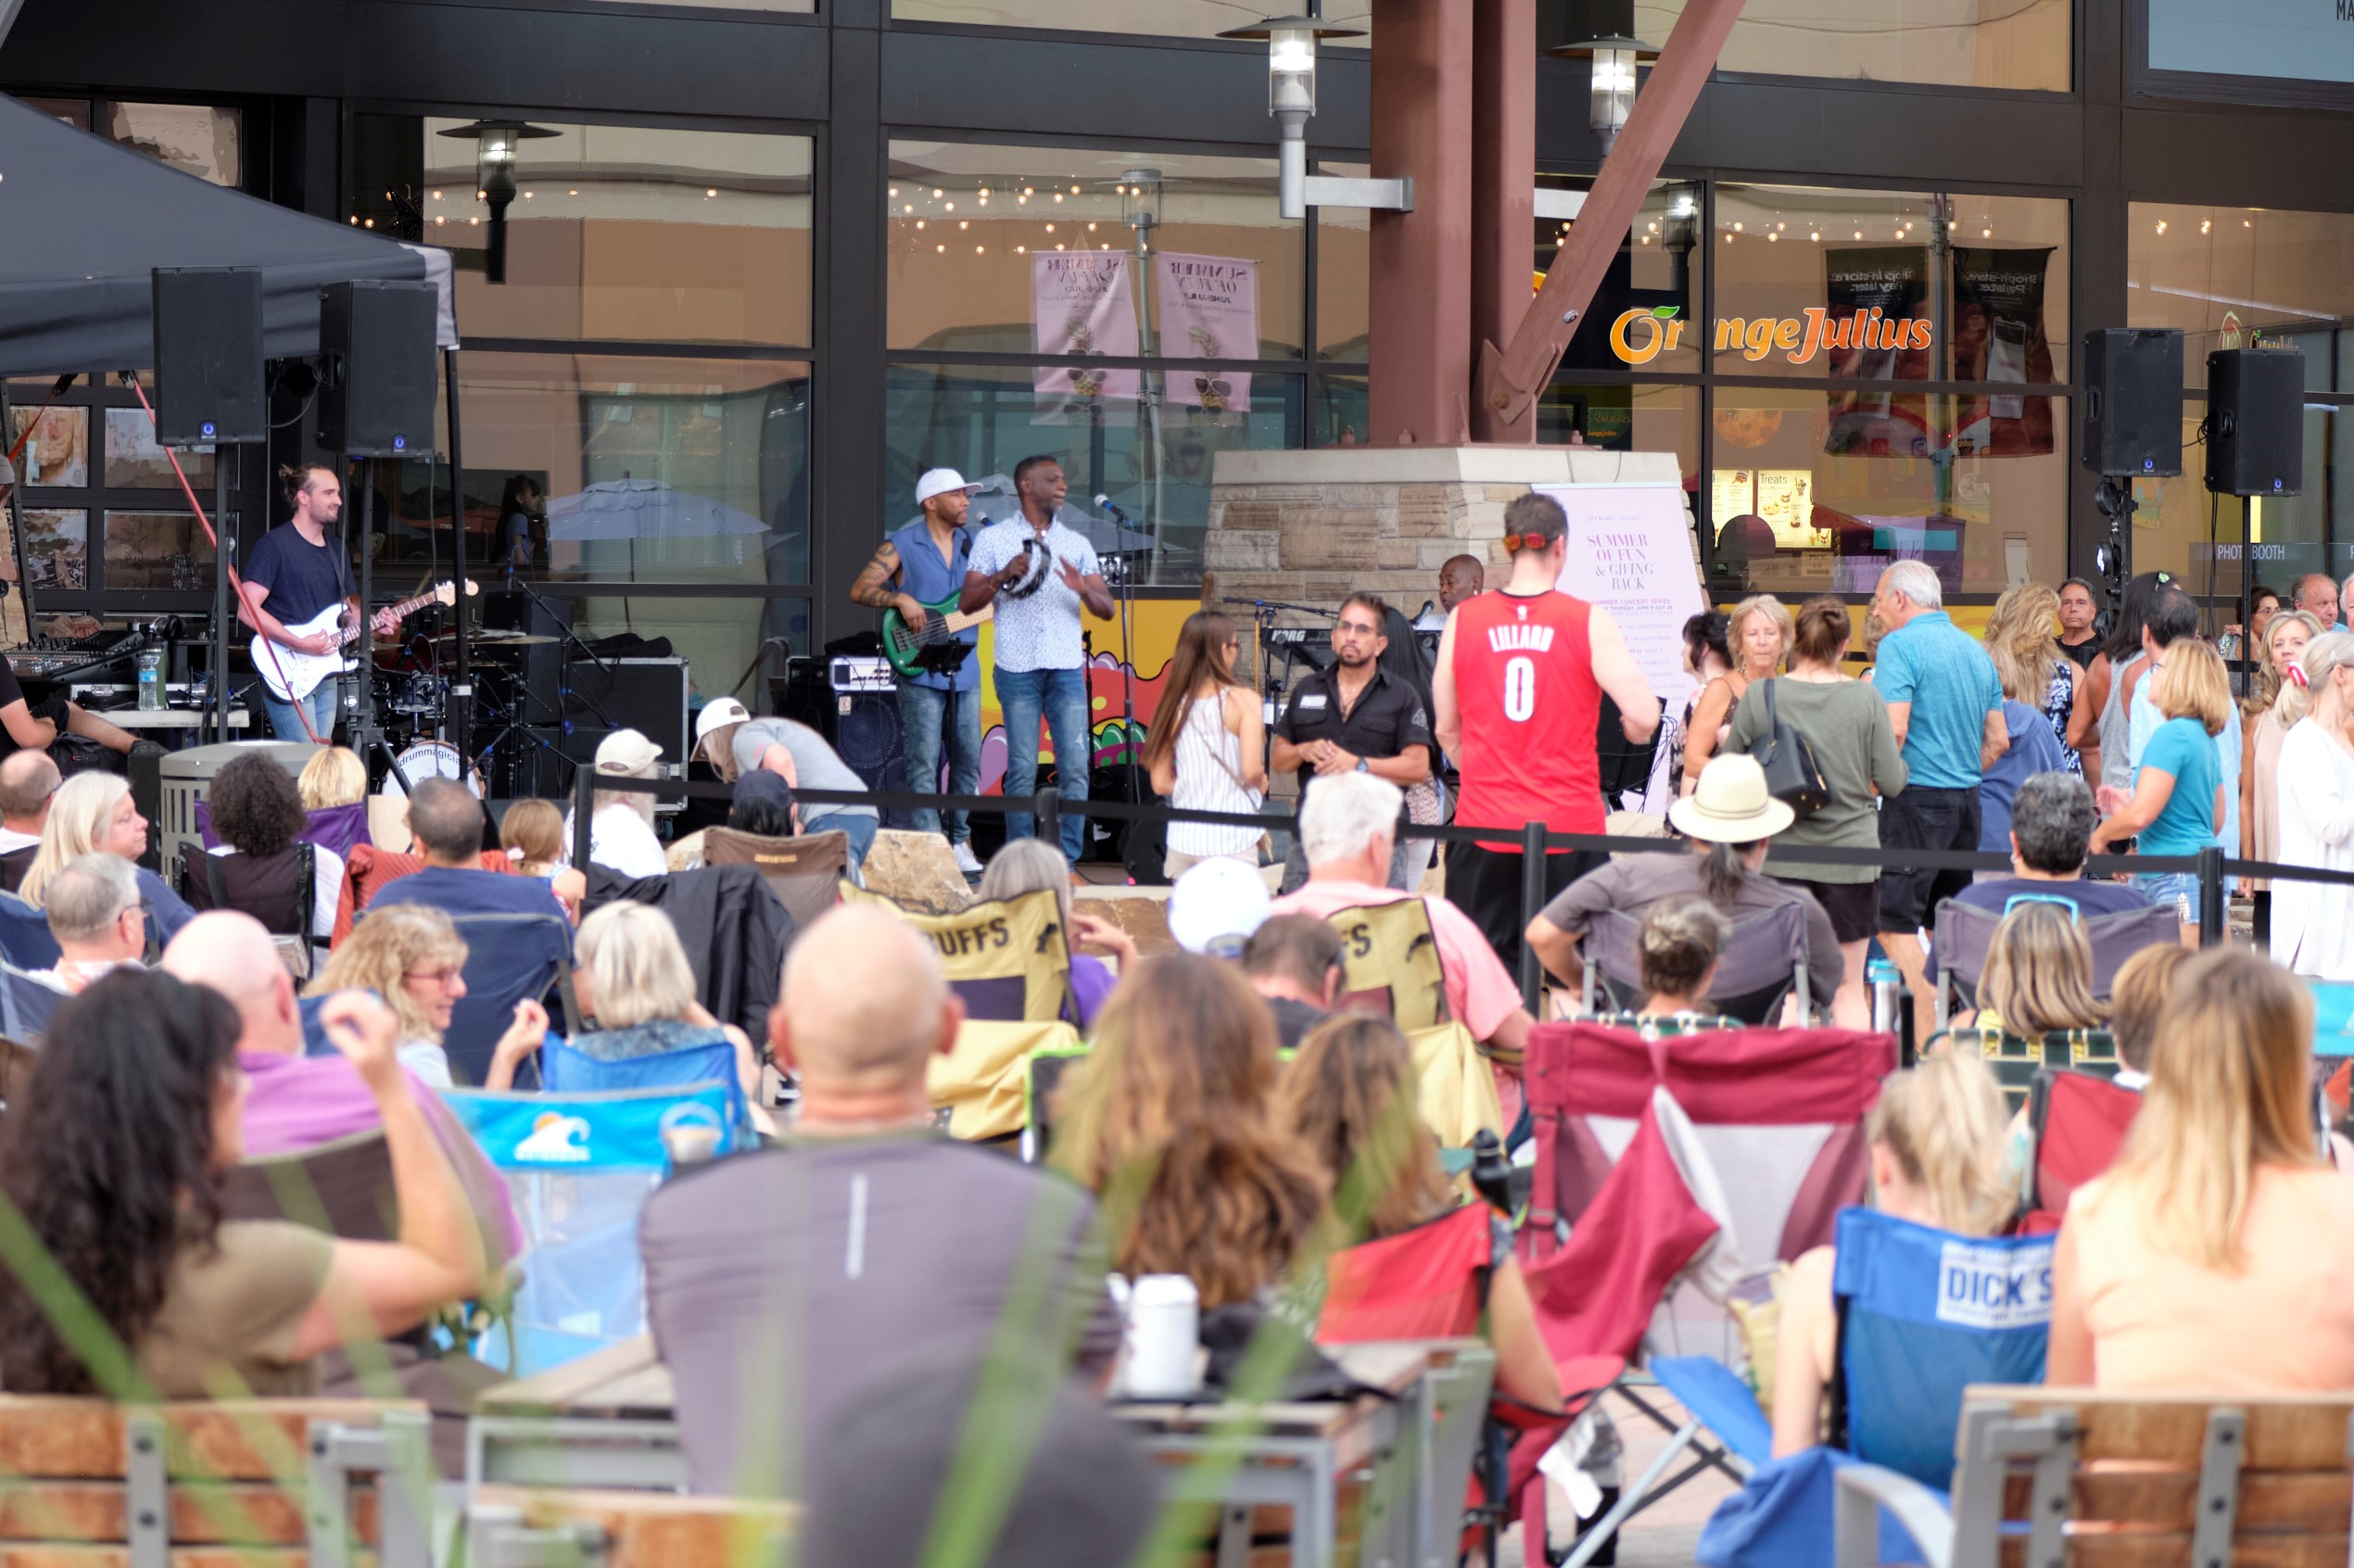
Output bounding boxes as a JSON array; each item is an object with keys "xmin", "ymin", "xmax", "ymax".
[
  {"xmin": 847, "ymin": 468, "xmax": 985, "ymax": 874},
  {"xmin": 1870, "ymin": 561, "xmax": 2007, "ymax": 1040}
]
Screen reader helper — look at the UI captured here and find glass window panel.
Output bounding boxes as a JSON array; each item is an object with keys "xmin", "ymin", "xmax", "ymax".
[
  {"xmin": 1705, "ymin": 389, "xmax": 2069, "ymax": 598},
  {"xmin": 104, "ymin": 512, "xmax": 216, "ymax": 594},
  {"xmin": 8, "ymin": 407, "xmax": 88, "ymax": 489},
  {"xmin": 1604, "ymin": 0, "xmax": 2068, "ymax": 91},
  {"xmin": 887, "ymin": 144, "xmax": 1301, "ymax": 360},
  {"xmin": 351, "ymin": 118, "xmax": 813, "ymax": 347},
  {"xmin": 1316, "ymin": 163, "xmax": 1369, "ymax": 363},
  {"xmin": 21, "ymin": 510, "xmax": 87, "ymax": 593},
  {"xmin": 1545, "ymin": 177, "xmax": 1705, "ymax": 375},
  {"xmin": 567, "ymin": 594, "xmax": 808, "ymax": 710},
  {"xmin": 1538, "ymin": 383, "xmax": 1700, "ymax": 476},
  {"xmin": 378, "ymin": 353, "xmax": 812, "ymax": 588},
  {"xmin": 1713, "ymin": 184, "xmax": 2070, "ymax": 383},
  {"xmin": 886, "ymin": 360, "xmax": 1303, "ymax": 585},
  {"xmin": 104, "ymin": 408, "xmax": 214, "ymax": 490},
  {"xmin": 2128, "ymin": 204, "xmax": 2354, "ymax": 392},
  {"xmin": 1314, "ymin": 374, "xmax": 1369, "ymax": 445},
  {"xmin": 2130, "ymin": 402, "xmax": 2339, "ymax": 606},
  {"xmin": 106, "ymin": 103, "xmax": 240, "ymax": 187},
  {"xmin": 22, "ymin": 98, "xmax": 91, "ymax": 132},
  {"xmin": 891, "ymin": 0, "xmax": 1370, "ymax": 45}
]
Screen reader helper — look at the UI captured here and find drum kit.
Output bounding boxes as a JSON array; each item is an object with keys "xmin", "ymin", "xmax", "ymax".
[{"xmin": 366, "ymin": 626, "xmax": 557, "ymax": 797}]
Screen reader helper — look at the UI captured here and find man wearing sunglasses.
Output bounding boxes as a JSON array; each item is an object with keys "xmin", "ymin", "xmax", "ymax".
[{"xmin": 1270, "ymin": 592, "xmax": 1436, "ymax": 891}]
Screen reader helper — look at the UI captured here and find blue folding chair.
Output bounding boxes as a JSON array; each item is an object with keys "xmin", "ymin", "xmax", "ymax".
[
  {"xmin": 539, "ymin": 1032, "xmax": 752, "ymax": 1144},
  {"xmin": 0, "ymin": 891, "xmax": 58, "ymax": 971},
  {"xmin": 0, "ymin": 961, "xmax": 63, "ymax": 1044},
  {"xmin": 440, "ymin": 1080, "xmax": 736, "ymax": 1378},
  {"xmin": 441, "ymin": 913, "xmax": 574, "ymax": 1086},
  {"xmin": 1664, "ymin": 1208, "xmax": 2054, "ymax": 1564}
]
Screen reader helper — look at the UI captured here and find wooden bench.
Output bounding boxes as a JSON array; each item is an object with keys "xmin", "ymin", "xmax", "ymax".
[
  {"xmin": 466, "ymin": 1485, "xmax": 794, "ymax": 1568},
  {"xmin": 0, "ymin": 1396, "xmax": 430, "ymax": 1567},
  {"xmin": 1834, "ymin": 1385, "xmax": 2354, "ymax": 1568}
]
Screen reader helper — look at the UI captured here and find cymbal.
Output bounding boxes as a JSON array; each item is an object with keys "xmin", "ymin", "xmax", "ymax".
[{"xmin": 427, "ymin": 630, "xmax": 558, "ymax": 646}]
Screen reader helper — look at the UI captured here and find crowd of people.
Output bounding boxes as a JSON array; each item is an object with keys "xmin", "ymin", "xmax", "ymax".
[{"xmin": 4, "ymin": 500, "xmax": 2354, "ymax": 1568}]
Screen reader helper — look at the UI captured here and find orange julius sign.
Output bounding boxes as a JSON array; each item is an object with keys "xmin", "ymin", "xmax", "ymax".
[{"xmin": 1609, "ymin": 305, "xmax": 1934, "ymax": 366}]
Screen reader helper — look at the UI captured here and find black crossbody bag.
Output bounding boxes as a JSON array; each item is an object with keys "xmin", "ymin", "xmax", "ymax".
[{"xmin": 1745, "ymin": 677, "xmax": 1832, "ymax": 820}]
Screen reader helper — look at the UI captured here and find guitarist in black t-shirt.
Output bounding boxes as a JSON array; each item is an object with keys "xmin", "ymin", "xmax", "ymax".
[{"xmin": 238, "ymin": 465, "xmax": 399, "ymax": 742}]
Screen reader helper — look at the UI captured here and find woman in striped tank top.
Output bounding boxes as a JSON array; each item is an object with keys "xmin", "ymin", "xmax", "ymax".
[{"xmin": 1145, "ymin": 611, "xmax": 1267, "ymax": 879}]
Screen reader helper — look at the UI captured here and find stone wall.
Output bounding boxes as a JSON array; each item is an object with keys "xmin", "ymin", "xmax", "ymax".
[{"xmin": 1202, "ymin": 445, "xmax": 1690, "ymax": 618}]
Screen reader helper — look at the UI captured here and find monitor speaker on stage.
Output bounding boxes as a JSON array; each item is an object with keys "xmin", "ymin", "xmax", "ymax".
[
  {"xmin": 2081, "ymin": 328, "xmax": 2183, "ymax": 478},
  {"xmin": 152, "ymin": 268, "xmax": 264, "ymax": 448},
  {"xmin": 317, "ymin": 280, "xmax": 438, "ymax": 458},
  {"xmin": 2206, "ymin": 348, "xmax": 2306, "ymax": 498}
]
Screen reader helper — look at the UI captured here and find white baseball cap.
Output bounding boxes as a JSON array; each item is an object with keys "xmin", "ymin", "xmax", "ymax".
[
  {"xmin": 914, "ymin": 467, "xmax": 981, "ymax": 506},
  {"xmin": 1165, "ymin": 858, "xmax": 1272, "ymax": 956},
  {"xmin": 694, "ymin": 696, "xmax": 753, "ymax": 761},
  {"xmin": 595, "ymin": 727, "xmax": 663, "ymax": 775}
]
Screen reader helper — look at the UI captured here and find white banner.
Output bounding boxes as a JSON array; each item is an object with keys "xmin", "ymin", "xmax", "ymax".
[
  {"xmin": 1032, "ymin": 252, "xmax": 1139, "ymax": 418},
  {"xmin": 1535, "ymin": 481, "xmax": 1706, "ymax": 714},
  {"xmin": 1154, "ymin": 252, "xmax": 1258, "ymax": 413}
]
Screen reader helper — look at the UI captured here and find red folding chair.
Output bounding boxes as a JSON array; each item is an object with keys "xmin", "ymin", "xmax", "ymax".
[
  {"xmin": 1316, "ymin": 1205, "xmax": 1624, "ymax": 1563},
  {"xmin": 2016, "ymin": 1067, "xmax": 2142, "ymax": 1233},
  {"xmin": 1515, "ymin": 1019, "xmax": 1895, "ymax": 1565}
]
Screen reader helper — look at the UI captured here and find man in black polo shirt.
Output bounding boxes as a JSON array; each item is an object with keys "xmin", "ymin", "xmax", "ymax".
[{"xmin": 1272, "ymin": 592, "xmax": 1435, "ymax": 891}]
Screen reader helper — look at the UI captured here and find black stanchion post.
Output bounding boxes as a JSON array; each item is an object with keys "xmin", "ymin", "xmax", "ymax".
[
  {"xmin": 572, "ymin": 761, "xmax": 595, "ymax": 874},
  {"xmin": 2197, "ymin": 845, "xmax": 2225, "ymax": 948},
  {"xmin": 1035, "ymin": 790, "xmax": 1060, "ymax": 858},
  {"xmin": 1519, "ymin": 818, "xmax": 1548, "ymax": 1014}
]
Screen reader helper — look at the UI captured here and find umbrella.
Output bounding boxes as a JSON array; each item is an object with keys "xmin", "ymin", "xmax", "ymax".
[{"xmin": 544, "ymin": 478, "xmax": 769, "ymax": 542}]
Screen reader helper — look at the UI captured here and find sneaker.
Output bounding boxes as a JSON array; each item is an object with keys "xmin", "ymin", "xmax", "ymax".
[{"xmin": 952, "ymin": 841, "xmax": 983, "ymax": 876}]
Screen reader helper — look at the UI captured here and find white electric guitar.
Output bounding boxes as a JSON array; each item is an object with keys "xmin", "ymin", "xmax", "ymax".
[{"xmin": 251, "ymin": 579, "xmax": 476, "ymax": 702}]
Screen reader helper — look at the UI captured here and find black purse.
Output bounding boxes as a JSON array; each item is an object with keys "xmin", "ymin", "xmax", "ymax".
[{"xmin": 1745, "ymin": 677, "xmax": 1832, "ymax": 820}]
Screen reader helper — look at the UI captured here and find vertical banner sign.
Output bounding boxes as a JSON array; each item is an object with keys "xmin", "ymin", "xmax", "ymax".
[
  {"xmin": 1822, "ymin": 246, "xmax": 1933, "ymax": 458},
  {"xmin": 1953, "ymin": 247, "xmax": 2056, "ymax": 456},
  {"xmin": 1032, "ymin": 252, "xmax": 1139, "ymax": 421},
  {"xmin": 1154, "ymin": 253, "xmax": 1259, "ymax": 413}
]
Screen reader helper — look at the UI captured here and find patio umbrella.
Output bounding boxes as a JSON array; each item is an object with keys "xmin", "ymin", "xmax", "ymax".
[{"xmin": 544, "ymin": 478, "xmax": 769, "ymax": 542}]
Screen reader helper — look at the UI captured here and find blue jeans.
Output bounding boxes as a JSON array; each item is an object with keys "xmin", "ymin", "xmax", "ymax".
[
  {"xmin": 996, "ymin": 665, "xmax": 1090, "ymax": 865},
  {"xmin": 895, "ymin": 682, "xmax": 983, "ymax": 844},
  {"xmin": 804, "ymin": 810, "xmax": 878, "ymax": 872},
  {"xmin": 263, "ymin": 679, "xmax": 337, "ymax": 743}
]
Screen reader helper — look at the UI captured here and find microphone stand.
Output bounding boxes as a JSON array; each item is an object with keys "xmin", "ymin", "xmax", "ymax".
[{"xmin": 502, "ymin": 573, "xmax": 616, "ymax": 790}]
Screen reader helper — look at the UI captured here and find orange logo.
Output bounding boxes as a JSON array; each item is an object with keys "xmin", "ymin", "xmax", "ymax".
[{"xmin": 1609, "ymin": 307, "xmax": 1932, "ymax": 366}]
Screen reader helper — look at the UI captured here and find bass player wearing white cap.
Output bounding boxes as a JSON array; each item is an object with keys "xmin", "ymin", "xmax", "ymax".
[{"xmin": 847, "ymin": 466, "xmax": 986, "ymax": 874}]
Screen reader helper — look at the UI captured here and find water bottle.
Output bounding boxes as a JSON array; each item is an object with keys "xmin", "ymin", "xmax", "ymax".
[
  {"xmin": 1119, "ymin": 1274, "xmax": 1201, "ymax": 1398},
  {"xmin": 136, "ymin": 649, "xmax": 164, "ymax": 712}
]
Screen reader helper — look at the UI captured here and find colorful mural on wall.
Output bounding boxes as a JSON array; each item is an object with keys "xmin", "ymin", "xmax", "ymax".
[{"xmin": 964, "ymin": 596, "xmax": 1194, "ymax": 794}]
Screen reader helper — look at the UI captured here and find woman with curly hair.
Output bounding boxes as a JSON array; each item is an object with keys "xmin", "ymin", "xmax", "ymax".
[
  {"xmin": 1279, "ymin": 1013, "xmax": 1563, "ymax": 1408},
  {"xmin": 1056, "ymin": 953, "xmax": 1325, "ymax": 1309},
  {"xmin": 1984, "ymin": 582, "xmax": 2087, "ymax": 773},
  {"xmin": 0, "ymin": 969, "xmax": 488, "ymax": 1396},
  {"xmin": 311, "ymin": 902, "xmax": 543, "ymax": 1089},
  {"xmin": 192, "ymin": 752, "xmax": 344, "ymax": 958}
]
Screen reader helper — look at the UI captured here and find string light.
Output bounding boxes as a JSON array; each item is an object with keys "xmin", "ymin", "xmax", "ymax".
[
  {"xmin": 705, "ymin": 187, "xmax": 716, "ymax": 197},
  {"xmin": 435, "ymin": 215, "xmax": 446, "ymax": 225},
  {"xmin": 1017, "ymin": 245, "xmax": 1027, "ymax": 253},
  {"xmin": 1810, "ymin": 231, "xmax": 1820, "ymax": 241},
  {"xmin": 2201, "ymin": 219, "xmax": 2211, "ymax": 234},
  {"xmin": 469, "ymin": 216, "xmax": 480, "ymax": 225},
  {"xmin": 1732, "ymin": 221, "xmax": 1742, "ymax": 231},
  {"xmin": 975, "ymin": 245, "xmax": 984, "ymax": 253},
  {"xmin": 932, "ymin": 189, "xmax": 943, "ymax": 198},
  {"xmin": 522, "ymin": 191, "xmax": 533, "ymax": 199},
  {"xmin": 916, "ymin": 219, "xmax": 925, "ymax": 229},
  {"xmin": 433, "ymin": 190, "xmax": 443, "ymax": 200},
  {"xmin": 958, "ymin": 220, "xmax": 968, "ymax": 229},
  {"xmin": 1070, "ymin": 184, "xmax": 1080, "ymax": 193},
  {"xmin": 889, "ymin": 186, "xmax": 898, "ymax": 197},
  {"xmin": 1767, "ymin": 231, "xmax": 1778, "ymax": 242},
  {"xmin": 2156, "ymin": 220, "xmax": 2167, "ymax": 234},
  {"xmin": 1045, "ymin": 222, "xmax": 1055, "ymax": 232},
  {"xmin": 945, "ymin": 201, "xmax": 955, "ymax": 211},
  {"xmin": 1054, "ymin": 193, "xmax": 1063, "ymax": 203},
  {"xmin": 936, "ymin": 243, "xmax": 944, "ymax": 252},
  {"xmin": 568, "ymin": 188, "xmax": 578, "ymax": 196}
]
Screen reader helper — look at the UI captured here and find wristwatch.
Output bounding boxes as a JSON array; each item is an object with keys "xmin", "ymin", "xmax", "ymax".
[{"xmin": 1355, "ymin": 758, "xmax": 1370, "ymax": 773}]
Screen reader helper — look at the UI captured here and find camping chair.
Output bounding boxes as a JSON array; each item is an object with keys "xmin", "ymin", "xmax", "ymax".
[
  {"xmin": 441, "ymin": 1080, "xmax": 738, "ymax": 1378},
  {"xmin": 1924, "ymin": 1025, "xmax": 2120, "ymax": 1112},
  {"xmin": 702, "ymin": 825, "xmax": 847, "ymax": 941},
  {"xmin": 440, "ymin": 912, "xmax": 576, "ymax": 1085},
  {"xmin": 1659, "ymin": 1208, "xmax": 2054, "ymax": 1563},
  {"xmin": 467, "ymin": 1485, "xmax": 793, "ymax": 1568},
  {"xmin": 928, "ymin": 1018, "xmax": 1080, "ymax": 1142},
  {"xmin": 542, "ymin": 1031, "xmax": 753, "ymax": 1145},
  {"xmin": 1323, "ymin": 898, "xmax": 1450, "ymax": 1031},
  {"xmin": 0, "ymin": 1396, "xmax": 433, "ymax": 1567},
  {"xmin": 0, "ymin": 888, "xmax": 58, "ymax": 969},
  {"xmin": 2016, "ymin": 1067, "xmax": 2142, "ymax": 1232},
  {"xmin": 0, "ymin": 957, "xmax": 61, "ymax": 1043},
  {"xmin": 1931, "ymin": 896, "xmax": 2180, "ymax": 1025},
  {"xmin": 1580, "ymin": 903, "xmax": 1810, "ymax": 1025},
  {"xmin": 1517, "ymin": 1018, "xmax": 1895, "ymax": 1565},
  {"xmin": 843, "ymin": 884, "xmax": 1073, "ymax": 1023},
  {"xmin": 1021, "ymin": 1035, "xmax": 1092, "ymax": 1163},
  {"xmin": 1831, "ymin": 1387, "xmax": 2354, "ymax": 1568}
]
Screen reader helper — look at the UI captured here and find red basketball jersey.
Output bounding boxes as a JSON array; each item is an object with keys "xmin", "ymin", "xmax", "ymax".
[{"xmin": 1449, "ymin": 588, "xmax": 1602, "ymax": 847}]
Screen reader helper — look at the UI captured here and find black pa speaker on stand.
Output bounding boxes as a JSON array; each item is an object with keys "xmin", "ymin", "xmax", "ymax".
[
  {"xmin": 317, "ymin": 281, "xmax": 439, "ymax": 458},
  {"xmin": 153, "ymin": 269, "xmax": 265, "ymax": 446},
  {"xmin": 2081, "ymin": 329, "xmax": 2183, "ymax": 479},
  {"xmin": 2206, "ymin": 348, "xmax": 2306, "ymax": 498}
]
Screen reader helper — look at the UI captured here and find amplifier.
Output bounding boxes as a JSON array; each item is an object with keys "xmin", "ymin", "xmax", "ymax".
[
  {"xmin": 563, "ymin": 657, "xmax": 689, "ymax": 767},
  {"xmin": 778, "ymin": 658, "xmax": 902, "ymax": 796},
  {"xmin": 829, "ymin": 656, "xmax": 896, "ymax": 694}
]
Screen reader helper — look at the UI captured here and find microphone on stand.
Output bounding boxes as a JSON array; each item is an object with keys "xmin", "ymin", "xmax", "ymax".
[{"xmin": 1093, "ymin": 493, "xmax": 1132, "ymax": 524}]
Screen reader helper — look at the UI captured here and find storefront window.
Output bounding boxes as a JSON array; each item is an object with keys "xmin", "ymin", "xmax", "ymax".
[
  {"xmin": 886, "ymin": 360, "xmax": 1302, "ymax": 581},
  {"xmin": 1538, "ymin": 383, "xmax": 1698, "ymax": 475},
  {"xmin": 1712, "ymin": 184, "xmax": 2071, "ymax": 384},
  {"xmin": 891, "ymin": 0, "xmax": 1369, "ymax": 45},
  {"xmin": 1704, "ymin": 389, "xmax": 2069, "ymax": 599},
  {"xmin": 350, "ymin": 118, "xmax": 814, "ymax": 348},
  {"xmin": 1318, "ymin": 167, "xmax": 1370, "ymax": 364},
  {"xmin": 1608, "ymin": 0, "xmax": 2069, "ymax": 92},
  {"xmin": 887, "ymin": 144, "xmax": 1300, "ymax": 360},
  {"xmin": 2129, "ymin": 203, "xmax": 2354, "ymax": 389},
  {"xmin": 23, "ymin": 98, "xmax": 242, "ymax": 186},
  {"xmin": 1546, "ymin": 178, "xmax": 1706, "ymax": 376}
]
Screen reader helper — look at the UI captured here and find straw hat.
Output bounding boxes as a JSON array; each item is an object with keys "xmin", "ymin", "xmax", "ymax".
[{"xmin": 1667, "ymin": 753, "xmax": 1794, "ymax": 843}]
